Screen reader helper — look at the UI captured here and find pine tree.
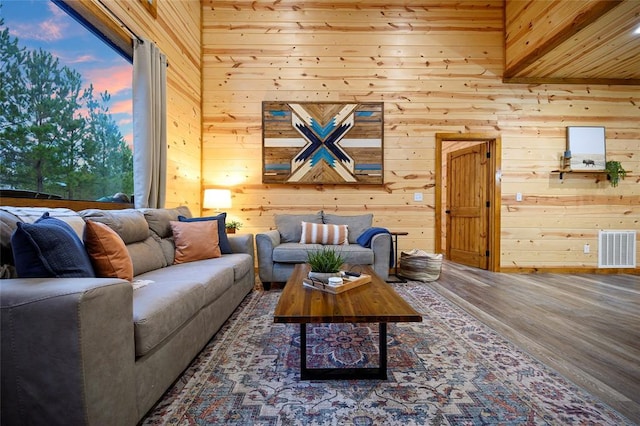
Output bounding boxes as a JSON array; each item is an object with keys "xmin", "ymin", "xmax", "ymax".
[
  {"xmin": 84, "ymin": 88, "xmax": 133, "ymax": 199},
  {"xmin": 0, "ymin": 13, "xmax": 28, "ymax": 190},
  {"xmin": 0, "ymin": 6, "xmax": 133, "ymax": 200}
]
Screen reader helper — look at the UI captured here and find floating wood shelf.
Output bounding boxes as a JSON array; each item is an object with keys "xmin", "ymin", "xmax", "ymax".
[
  {"xmin": 550, "ymin": 169, "xmax": 633, "ymax": 181},
  {"xmin": 551, "ymin": 169, "xmax": 607, "ymax": 180}
]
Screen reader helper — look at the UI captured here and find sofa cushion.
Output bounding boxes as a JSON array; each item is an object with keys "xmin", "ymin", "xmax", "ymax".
[
  {"xmin": 323, "ymin": 213, "xmax": 373, "ymax": 244},
  {"xmin": 142, "ymin": 206, "xmax": 192, "ymax": 265},
  {"xmin": 322, "ymin": 244, "xmax": 374, "ymax": 265},
  {"xmin": 178, "ymin": 213, "xmax": 232, "ymax": 254},
  {"xmin": 79, "ymin": 209, "xmax": 167, "ymax": 275},
  {"xmin": 84, "ymin": 220, "xmax": 134, "ymax": 281},
  {"xmin": 1, "ymin": 206, "xmax": 86, "ymax": 239},
  {"xmin": 131, "ymin": 279, "xmax": 206, "ymax": 357},
  {"xmin": 275, "ymin": 211, "xmax": 322, "ymax": 243},
  {"xmin": 0, "ymin": 210, "xmax": 20, "ymax": 267},
  {"xmin": 11, "ymin": 213, "xmax": 95, "ymax": 278},
  {"xmin": 197, "ymin": 253, "xmax": 254, "ymax": 282},
  {"xmin": 133, "ymin": 257, "xmax": 247, "ymax": 356},
  {"xmin": 272, "ymin": 242, "xmax": 374, "ymax": 265},
  {"xmin": 142, "ymin": 206, "xmax": 192, "ymax": 238},
  {"xmin": 79, "ymin": 209, "xmax": 149, "ymax": 244},
  {"xmin": 272, "ymin": 243, "xmax": 321, "ymax": 263},
  {"xmin": 170, "ymin": 220, "xmax": 221, "ymax": 264},
  {"xmin": 300, "ymin": 221, "xmax": 349, "ymax": 245},
  {"xmin": 126, "ymin": 238, "xmax": 168, "ymax": 276},
  {"xmin": 136, "ymin": 259, "xmax": 237, "ymax": 311}
]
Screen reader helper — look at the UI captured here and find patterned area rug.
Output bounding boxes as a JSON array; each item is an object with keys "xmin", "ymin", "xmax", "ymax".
[{"xmin": 142, "ymin": 283, "xmax": 631, "ymax": 425}]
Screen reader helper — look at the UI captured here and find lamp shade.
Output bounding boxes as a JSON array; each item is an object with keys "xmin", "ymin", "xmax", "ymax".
[{"xmin": 203, "ymin": 189, "xmax": 231, "ymax": 210}]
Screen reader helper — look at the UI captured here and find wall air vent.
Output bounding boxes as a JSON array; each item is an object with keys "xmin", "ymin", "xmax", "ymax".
[{"xmin": 598, "ymin": 230, "xmax": 636, "ymax": 268}]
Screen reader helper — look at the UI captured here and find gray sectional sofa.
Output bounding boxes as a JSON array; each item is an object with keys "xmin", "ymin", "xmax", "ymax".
[
  {"xmin": 0, "ymin": 205, "xmax": 254, "ymax": 425},
  {"xmin": 256, "ymin": 211, "xmax": 391, "ymax": 289}
]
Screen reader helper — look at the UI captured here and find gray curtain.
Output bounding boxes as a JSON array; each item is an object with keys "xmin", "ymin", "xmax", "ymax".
[{"xmin": 133, "ymin": 38, "xmax": 167, "ymax": 208}]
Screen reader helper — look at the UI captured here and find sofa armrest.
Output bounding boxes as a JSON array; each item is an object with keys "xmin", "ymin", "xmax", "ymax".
[
  {"xmin": 228, "ymin": 233, "xmax": 254, "ymax": 258},
  {"xmin": 1, "ymin": 278, "xmax": 137, "ymax": 426},
  {"xmin": 370, "ymin": 232, "xmax": 392, "ymax": 280},
  {"xmin": 255, "ymin": 230, "xmax": 281, "ymax": 283}
]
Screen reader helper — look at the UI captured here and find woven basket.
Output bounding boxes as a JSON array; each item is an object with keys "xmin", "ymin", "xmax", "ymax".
[{"xmin": 399, "ymin": 249, "xmax": 443, "ymax": 282}]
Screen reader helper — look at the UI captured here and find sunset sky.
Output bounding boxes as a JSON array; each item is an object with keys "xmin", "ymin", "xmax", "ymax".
[{"xmin": 1, "ymin": 0, "xmax": 133, "ymax": 146}]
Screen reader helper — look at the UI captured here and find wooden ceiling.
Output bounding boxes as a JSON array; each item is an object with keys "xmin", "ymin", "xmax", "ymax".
[{"xmin": 504, "ymin": 0, "xmax": 640, "ymax": 85}]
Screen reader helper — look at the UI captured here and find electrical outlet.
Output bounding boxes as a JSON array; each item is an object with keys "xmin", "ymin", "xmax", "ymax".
[
  {"xmin": 414, "ymin": 192, "xmax": 423, "ymax": 202},
  {"xmin": 584, "ymin": 244, "xmax": 590, "ymax": 254},
  {"xmin": 516, "ymin": 192, "xmax": 523, "ymax": 202}
]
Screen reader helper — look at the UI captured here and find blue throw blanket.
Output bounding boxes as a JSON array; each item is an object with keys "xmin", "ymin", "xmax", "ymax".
[{"xmin": 356, "ymin": 227, "xmax": 394, "ymax": 267}]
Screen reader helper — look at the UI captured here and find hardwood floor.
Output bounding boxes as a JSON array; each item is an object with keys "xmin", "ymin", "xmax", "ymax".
[{"xmin": 428, "ymin": 261, "xmax": 640, "ymax": 424}]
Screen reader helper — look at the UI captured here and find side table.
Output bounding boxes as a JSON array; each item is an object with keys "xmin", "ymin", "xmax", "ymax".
[{"xmin": 386, "ymin": 231, "xmax": 408, "ymax": 283}]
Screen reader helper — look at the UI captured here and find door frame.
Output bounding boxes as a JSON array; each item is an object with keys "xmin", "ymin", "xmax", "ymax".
[{"xmin": 435, "ymin": 133, "xmax": 502, "ymax": 272}]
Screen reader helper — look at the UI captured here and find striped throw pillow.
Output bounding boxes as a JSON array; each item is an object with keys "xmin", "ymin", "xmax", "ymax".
[{"xmin": 300, "ymin": 221, "xmax": 349, "ymax": 245}]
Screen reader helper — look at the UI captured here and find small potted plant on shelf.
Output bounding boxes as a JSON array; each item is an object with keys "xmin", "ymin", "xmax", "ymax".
[
  {"xmin": 225, "ymin": 220, "xmax": 242, "ymax": 234},
  {"xmin": 605, "ymin": 161, "xmax": 627, "ymax": 187},
  {"xmin": 307, "ymin": 247, "xmax": 344, "ymax": 283}
]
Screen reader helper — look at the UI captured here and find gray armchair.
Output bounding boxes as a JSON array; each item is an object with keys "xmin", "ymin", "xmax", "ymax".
[{"xmin": 256, "ymin": 212, "xmax": 391, "ymax": 289}]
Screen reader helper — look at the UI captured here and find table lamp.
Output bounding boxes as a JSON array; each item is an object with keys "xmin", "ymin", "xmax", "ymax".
[{"xmin": 203, "ymin": 189, "xmax": 231, "ymax": 212}]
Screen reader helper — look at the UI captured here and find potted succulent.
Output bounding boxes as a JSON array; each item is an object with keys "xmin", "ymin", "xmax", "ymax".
[
  {"xmin": 307, "ymin": 247, "xmax": 345, "ymax": 283},
  {"xmin": 605, "ymin": 161, "xmax": 627, "ymax": 187},
  {"xmin": 225, "ymin": 220, "xmax": 243, "ymax": 234}
]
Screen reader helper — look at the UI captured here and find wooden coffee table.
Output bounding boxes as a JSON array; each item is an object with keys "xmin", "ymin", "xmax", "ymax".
[{"xmin": 273, "ymin": 264, "xmax": 422, "ymax": 380}]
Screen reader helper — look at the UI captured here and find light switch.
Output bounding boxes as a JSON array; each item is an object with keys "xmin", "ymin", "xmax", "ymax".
[
  {"xmin": 414, "ymin": 192, "xmax": 423, "ymax": 202},
  {"xmin": 516, "ymin": 192, "xmax": 523, "ymax": 202}
]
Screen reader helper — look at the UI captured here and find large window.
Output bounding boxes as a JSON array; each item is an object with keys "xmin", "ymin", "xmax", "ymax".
[{"xmin": 0, "ymin": 0, "xmax": 133, "ymax": 202}]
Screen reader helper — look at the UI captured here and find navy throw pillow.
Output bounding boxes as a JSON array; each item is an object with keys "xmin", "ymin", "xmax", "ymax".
[
  {"xmin": 178, "ymin": 213, "xmax": 232, "ymax": 254},
  {"xmin": 11, "ymin": 213, "xmax": 95, "ymax": 278}
]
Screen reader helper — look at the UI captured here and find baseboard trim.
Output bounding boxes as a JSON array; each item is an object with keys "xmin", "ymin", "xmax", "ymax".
[{"xmin": 499, "ymin": 267, "xmax": 639, "ymax": 275}]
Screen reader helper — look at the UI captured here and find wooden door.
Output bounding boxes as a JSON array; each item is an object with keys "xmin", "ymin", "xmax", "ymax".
[{"xmin": 446, "ymin": 143, "xmax": 489, "ymax": 269}]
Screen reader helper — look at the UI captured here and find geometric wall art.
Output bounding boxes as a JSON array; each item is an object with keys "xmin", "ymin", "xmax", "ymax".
[{"xmin": 262, "ymin": 101, "xmax": 384, "ymax": 184}]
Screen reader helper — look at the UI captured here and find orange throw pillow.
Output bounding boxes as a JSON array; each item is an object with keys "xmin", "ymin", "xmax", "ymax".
[
  {"xmin": 83, "ymin": 220, "xmax": 134, "ymax": 281},
  {"xmin": 170, "ymin": 220, "xmax": 221, "ymax": 264}
]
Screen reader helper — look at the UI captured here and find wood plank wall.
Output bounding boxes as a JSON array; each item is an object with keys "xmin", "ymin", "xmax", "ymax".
[
  {"xmin": 89, "ymin": 0, "xmax": 202, "ymax": 209},
  {"xmin": 201, "ymin": 1, "xmax": 639, "ymax": 271}
]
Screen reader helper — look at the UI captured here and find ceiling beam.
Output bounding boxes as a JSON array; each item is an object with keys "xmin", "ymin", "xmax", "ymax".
[{"xmin": 504, "ymin": 0, "xmax": 624, "ymax": 79}]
